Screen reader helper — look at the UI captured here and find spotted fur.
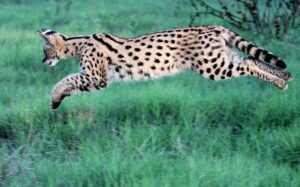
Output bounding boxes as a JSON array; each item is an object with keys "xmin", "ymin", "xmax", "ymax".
[{"xmin": 38, "ymin": 26, "xmax": 292, "ymax": 109}]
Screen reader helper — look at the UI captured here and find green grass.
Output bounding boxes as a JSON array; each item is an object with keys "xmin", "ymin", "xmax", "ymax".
[{"xmin": 1, "ymin": 0, "xmax": 300, "ymax": 186}]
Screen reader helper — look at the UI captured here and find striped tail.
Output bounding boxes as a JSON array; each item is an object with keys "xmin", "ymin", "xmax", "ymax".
[{"xmin": 219, "ymin": 27, "xmax": 287, "ymax": 69}]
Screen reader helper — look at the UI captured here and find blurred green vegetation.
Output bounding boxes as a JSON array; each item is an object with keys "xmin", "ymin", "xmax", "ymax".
[{"xmin": 0, "ymin": 0, "xmax": 300, "ymax": 186}]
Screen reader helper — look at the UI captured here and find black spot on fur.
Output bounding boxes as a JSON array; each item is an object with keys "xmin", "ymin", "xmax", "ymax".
[
  {"xmin": 211, "ymin": 58, "xmax": 217, "ymax": 63},
  {"xmin": 226, "ymin": 70, "xmax": 232, "ymax": 77}
]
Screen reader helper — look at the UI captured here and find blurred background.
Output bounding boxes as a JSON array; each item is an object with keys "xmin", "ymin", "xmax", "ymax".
[{"xmin": 0, "ymin": 0, "xmax": 300, "ymax": 186}]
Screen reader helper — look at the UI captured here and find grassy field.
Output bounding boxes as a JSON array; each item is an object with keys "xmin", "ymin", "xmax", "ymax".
[{"xmin": 0, "ymin": 0, "xmax": 300, "ymax": 186}]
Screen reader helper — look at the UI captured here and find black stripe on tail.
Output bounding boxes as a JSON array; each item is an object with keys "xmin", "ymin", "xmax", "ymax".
[
  {"xmin": 249, "ymin": 44, "xmax": 286, "ymax": 69},
  {"xmin": 223, "ymin": 27, "xmax": 287, "ymax": 69}
]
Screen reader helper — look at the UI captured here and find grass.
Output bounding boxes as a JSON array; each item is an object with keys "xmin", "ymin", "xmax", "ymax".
[{"xmin": 0, "ymin": 0, "xmax": 300, "ymax": 186}]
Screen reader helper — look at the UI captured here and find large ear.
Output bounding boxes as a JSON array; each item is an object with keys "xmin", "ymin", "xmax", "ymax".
[{"xmin": 38, "ymin": 29, "xmax": 64, "ymax": 47}]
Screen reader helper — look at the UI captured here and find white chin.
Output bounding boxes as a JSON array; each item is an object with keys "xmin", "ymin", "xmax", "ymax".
[
  {"xmin": 46, "ymin": 60, "xmax": 58, "ymax": 67},
  {"xmin": 49, "ymin": 63, "xmax": 57, "ymax": 67}
]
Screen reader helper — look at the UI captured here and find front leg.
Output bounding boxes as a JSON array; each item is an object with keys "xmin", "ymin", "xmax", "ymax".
[{"xmin": 51, "ymin": 73, "xmax": 107, "ymax": 109}]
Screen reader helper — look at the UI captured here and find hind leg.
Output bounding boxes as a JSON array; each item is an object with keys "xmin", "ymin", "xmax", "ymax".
[
  {"xmin": 243, "ymin": 57, "xmax": 291, "ymax": 89},
  {"xmin": 247, "ymin": 57, "xmax": 292, "ymax": 81},
  {"xmin": 192, "ymin": 54, "xmax": 289, "ymax": 90}
]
